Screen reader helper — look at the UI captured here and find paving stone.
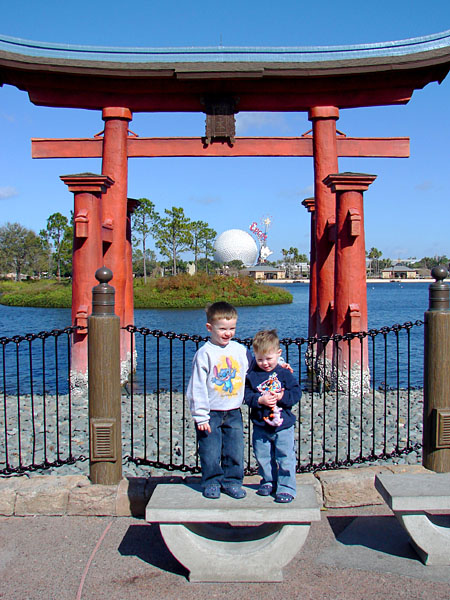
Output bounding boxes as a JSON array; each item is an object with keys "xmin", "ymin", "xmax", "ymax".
[
  {"xmin": 316, "ymin": 466, "xmax": 389, "ymax": 508},
  {"xmin": 0, "ymin": 488, "xmax": 16, "ymax": 515},
  {"xmin": 15, "ymin": 481, "xmax": 70, "ymax": 516}
]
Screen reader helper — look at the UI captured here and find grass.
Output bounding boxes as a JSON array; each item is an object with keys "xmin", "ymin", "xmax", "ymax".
[
  {"xmin": 0, "ymin": 274, "xmax": 292, "ymax": 309},
  {"xmin": 0, "ymin": 279, "xmax": 72, "ymax": 307}
]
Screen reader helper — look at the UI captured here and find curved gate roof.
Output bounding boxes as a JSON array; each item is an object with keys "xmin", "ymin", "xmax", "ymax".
[{"xmin": 0, "ymin": 30, "xmax": 449, "ymax": 111}]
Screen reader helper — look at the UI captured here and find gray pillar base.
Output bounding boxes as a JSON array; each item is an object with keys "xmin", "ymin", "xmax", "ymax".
[
  {"xmin": 396, "ymin": 512, "xmax": 450, "ymax": 566},
  {"xmin": 375, "ymin": 473, "xmax": 450, "ymax": 566},
  {"xmin": 160, "ymin": 522, "xmax": 310, "ymax": 582}
]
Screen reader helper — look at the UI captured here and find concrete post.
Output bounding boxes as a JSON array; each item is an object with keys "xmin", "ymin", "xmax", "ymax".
[
  {"xmin": 88, "ymin": 267, "xmax": 122, "ymax": 484},
  {"xmin": 423, "ymin": 266, "xmax": 450, "ymax": 472}
]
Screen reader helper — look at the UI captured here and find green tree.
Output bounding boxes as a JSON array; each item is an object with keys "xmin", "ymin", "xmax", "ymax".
[
  {"xmin": 368, "ymin": 247, "xmax": 383, "ymax": 276},
  {"xmin": 46, "ymin": 212, "xmax": 71, "ymax": 281},
  {"xmin": 131, "ymin": 198, "xmax": 158, "ymax": 283},
  {"xmin": 132, "ymin": 248, "xmax": 158, "ymax": 277},
  {"xmin": 190, "ymin": 220, "xmax": 208, "ymax": 273},
  {"xmin": 199, "ymin": 226, "xmax": 217, "ymax": 274},
  {"xmin": 281, "ymin": 247, "xmax": 307, "ymax": 278},
  {"xmin": 0, "ymin": 222, "xmax": 42, "ymax": 280},
  {"xmin": 197, "ymin": 257, "xmax": 220, "ymax": 273},
  {"xmin": 413, "ymin": 255, "xmax": 449, "ymax": 270},
  {"xmin": 153, "ymin": 207, "xmax": 192, "ymax": 276},
  {"xmin": 189, "ymin": 221, "xmax": 217, "ymax": 274}
]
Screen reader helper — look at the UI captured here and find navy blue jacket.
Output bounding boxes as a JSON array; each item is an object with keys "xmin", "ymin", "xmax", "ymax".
[{"xmin": 244, "ymin": 364, "xmax": 301, "ymax": 432}]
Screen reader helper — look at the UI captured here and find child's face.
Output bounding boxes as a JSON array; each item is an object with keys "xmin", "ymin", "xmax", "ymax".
[
  {"xmin": 206, "ymin": 317, "xmax": 237, "ymax": 347},
  {"xmin": 254, "ymin": 347, "xmax": 282, "ymax": 372}
]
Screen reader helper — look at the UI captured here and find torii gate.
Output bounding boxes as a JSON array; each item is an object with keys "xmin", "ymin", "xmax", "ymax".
[
  {"xmin": 32, "ymin": 120, "xmax": 409, "ymax": 387},
  {"xmin": 1, "ymin": 30, "xmax": 449, "ymax": 389}
]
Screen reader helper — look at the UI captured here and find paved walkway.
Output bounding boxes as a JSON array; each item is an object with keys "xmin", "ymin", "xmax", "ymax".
[{"xmin": 1, "ymin": 504, "xmax": 450, "ymax": 599}]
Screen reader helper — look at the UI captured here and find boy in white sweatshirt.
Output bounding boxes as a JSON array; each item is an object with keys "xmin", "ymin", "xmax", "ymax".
[{"xmin": 187, "ymin": 301, "xmax": 250, "ymax": 499}]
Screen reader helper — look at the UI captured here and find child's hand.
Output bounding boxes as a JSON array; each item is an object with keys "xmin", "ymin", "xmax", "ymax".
[
  {"xmin": 280, "ymin": 361, "xmax": 293, "ymax": 373},
  {"xmin": 258, "ymin": 392, "xmax": 277, "ymax": 408},
  {"xmin": 197, "ymin": 422, "xmax": 211, "ymax": 433},
  {"xmin": 272, "ymin": 388, "xmax": 285, "ymax": 402}
]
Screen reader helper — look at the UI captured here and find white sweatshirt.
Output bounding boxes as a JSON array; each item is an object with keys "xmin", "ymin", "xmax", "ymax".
[{"xmin": 187, "ymin": 340, "xmax": 249, "ymax": 425}]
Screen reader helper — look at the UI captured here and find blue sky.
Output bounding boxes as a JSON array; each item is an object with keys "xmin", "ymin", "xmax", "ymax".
[{"xmin": 1, "ymin": 0, "xmax": 449, "ymax": 262}]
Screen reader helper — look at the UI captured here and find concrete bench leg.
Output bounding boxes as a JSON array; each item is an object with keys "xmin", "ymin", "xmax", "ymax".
[
  {"xmin": 396, "ymin": 512, "xmax": 450, "ymax": 565},
  {"xmin": 160, "ymin": 522, "xmax": 311, "ymax": 582}
]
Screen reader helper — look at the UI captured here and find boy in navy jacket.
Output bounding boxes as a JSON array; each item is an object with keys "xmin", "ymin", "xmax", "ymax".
[{"xmin": 244, "ymin": 330, "xmax": 301, "ymax": 503}]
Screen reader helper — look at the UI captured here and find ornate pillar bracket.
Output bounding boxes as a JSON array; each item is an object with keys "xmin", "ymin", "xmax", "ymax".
[
  {"xmin": 308, "ymin": 106, "xmax": 339, "ymax": 122},
  {"xmin": 102, "ymin": 107, "xmax": 133, "ymax": 122},
  {"xmin": 60, "ymin": 172, "xmax": 114, "ymax": 194},
  {"xmin": 323, "ymin": 171, "xmax": 377, "ymax": 193},
  {"xmin": 301, "ymin": 197, "xmax": 315, "ymax": 213}
]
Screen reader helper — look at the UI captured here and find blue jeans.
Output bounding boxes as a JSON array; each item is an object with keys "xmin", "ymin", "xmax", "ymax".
[
  {"xmin": 196, "ymin": 408, "xmax": 244, "ymax": 489},
  {"xmin": 252, "ymin": 425, "xmax": 297, "ymax": 496}
]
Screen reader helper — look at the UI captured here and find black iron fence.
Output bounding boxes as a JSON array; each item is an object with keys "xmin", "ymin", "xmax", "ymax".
[
  {"xmin": 123, "ymin": 321, "xmax": 423, "ymax": 474},
  {"xmin": 0, "ymin": 326, "xmax": 87, "ymax": 474},
  {"xmin": 0, "ymin": 320, "xmax": 424, "ymax": 476}
]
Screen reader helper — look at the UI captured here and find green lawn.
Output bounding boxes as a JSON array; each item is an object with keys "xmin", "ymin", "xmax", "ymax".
[{"xmin": 0, "ymin": 274, "xmax": 292, "ymax": 309}]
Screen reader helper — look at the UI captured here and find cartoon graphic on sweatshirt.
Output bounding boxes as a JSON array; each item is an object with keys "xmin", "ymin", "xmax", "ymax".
[
  {"xmin": 257, "ymin": 372, "xmax": 282, "ymax": 395},
  {"xmin": 211, "ymin": 356, "xmax": 237, "ymax": 393}
]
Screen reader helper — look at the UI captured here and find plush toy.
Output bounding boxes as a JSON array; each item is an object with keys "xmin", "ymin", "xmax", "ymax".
[{"xmin": 263, "ymin": 404, "xmax": 283, "ymax": 427}]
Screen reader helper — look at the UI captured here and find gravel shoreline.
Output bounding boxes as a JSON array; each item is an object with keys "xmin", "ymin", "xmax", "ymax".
[{"xmin": 0, "ymin": 388, "xmax": 423, "ymax": 478}]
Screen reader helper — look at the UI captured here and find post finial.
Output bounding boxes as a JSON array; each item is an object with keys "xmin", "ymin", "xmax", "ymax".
[
  {"xmin": 429, "ymin": 265, "xmax": 449, "ymax": 311},
  {"xmin": 431, "ymin": 265, "xmax": 448, "ymax": 282},
  {"xmin": 95, "ymin": 266, "xmax": 113, "ymax": 285},
  {"xmin": 92, "ymin": 267, "xmax": 115, "ymax": 314}
]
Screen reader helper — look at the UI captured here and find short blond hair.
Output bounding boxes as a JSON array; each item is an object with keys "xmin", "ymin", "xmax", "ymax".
[
  {"xmin": 252, "ymin": 329, "xmax": 280, "ymax": 354},
  {"xmin": 206, "ymin": 301, "xmax": 238, "ymax": 323}
]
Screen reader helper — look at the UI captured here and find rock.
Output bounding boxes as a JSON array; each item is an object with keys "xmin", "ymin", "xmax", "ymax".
[
  {"xmin": 316, "ymin": 466, "xmax": 389, "ymax": 508},
  {"xmin": 68, "ymin": 483, "xmax": 117, "ymax": 515}
]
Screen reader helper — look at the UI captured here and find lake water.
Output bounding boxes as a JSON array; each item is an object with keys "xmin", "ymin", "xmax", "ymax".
[
  {"xmin": 0, "ymin": 281, "xmax": 429, "ymax": 339},
  {"xmin": 0, "ymin": 282, "xmax": 430, "ymax": 393}
]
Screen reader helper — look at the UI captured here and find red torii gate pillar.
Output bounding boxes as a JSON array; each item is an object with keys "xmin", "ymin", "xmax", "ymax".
[
  {"xmin": 101, "ymin": 107, "xmax": 133, "ymax": 379},
  {"xmin": 308, "ymin": 107, "xmax": 339, "ymax": 384},
  {"xmin": 324, "ymin": 172, "xmax": 377, "ymax": 394},
  {"xmin": 125, "ymin": 198, "xmax": 140, "ymax": 343},
  {"xmin": 308, "ymin": 107, "xmax": 339, "ymax": 340},
  {"xmin": 60, "ymin": 173, "xmax": 114, "ymax": 386},
  {"xmin": 301, "ymin": 197, "xmax": 316, "ymax": 339}
]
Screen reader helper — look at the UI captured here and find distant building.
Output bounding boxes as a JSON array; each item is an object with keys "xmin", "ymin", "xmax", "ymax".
[
  {"xmin": 244, "ymin": 265, "xmax": 286, "ymax": 280},
  {"xmin": 381, "ymin": 265, "xmax": 418, "ymax": 279},
  {"xmin": 186, "ymin": 262, "xmax": 196, "ymax": 275}
]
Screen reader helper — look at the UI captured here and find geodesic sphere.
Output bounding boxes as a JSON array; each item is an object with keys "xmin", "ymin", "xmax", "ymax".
[{"xmin": 214, "ymin": 229, "xmax": 259, "ymax": 266}]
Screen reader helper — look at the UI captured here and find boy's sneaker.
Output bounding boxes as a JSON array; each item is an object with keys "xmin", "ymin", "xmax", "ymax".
[
  {"xmin": 203, "ymin": 485, "xmax": 221, "ymax": 499},
  {"xmin": 256, "ymin": 483, "xmax": 273, "ymax": 497},
  {"xmin": 274, "ymin": 492, "xmax": 294, "ymax": 503},
  {"xmin": 222, "ymin": 485, "xmax": 246, "ymax": 499}
]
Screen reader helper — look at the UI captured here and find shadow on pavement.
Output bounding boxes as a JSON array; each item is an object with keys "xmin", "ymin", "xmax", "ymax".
[
  {"xmin": 328, "ymin": 515, "xmax": 419, "ymax": 560},
  {"xmin": 118, "ymin": 522, "xmax": 189, "ymax": 579}
]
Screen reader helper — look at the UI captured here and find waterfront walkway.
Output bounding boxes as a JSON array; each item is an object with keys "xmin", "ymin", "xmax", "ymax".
[
  {"xmin": 2, "ymin": 468, "xmax": 450, "ymax": 599},
  {"xmin": 2, "ymin": 503, "xmax": 450, "ymax": 600}
]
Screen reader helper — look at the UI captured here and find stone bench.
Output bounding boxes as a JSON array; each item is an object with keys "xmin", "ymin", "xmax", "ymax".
[
  {"xmin": 375, "ymin": 472, "xmax": 450, "ymax": 565},
  {"xmin": 145, "ymin": 482, "xmax": 321, "ymax": 582}
]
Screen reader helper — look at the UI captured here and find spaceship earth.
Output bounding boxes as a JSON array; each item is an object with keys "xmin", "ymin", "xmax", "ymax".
[{"xmin": 214, "ymin": 229, "xmax": 259, "ymax": 266}]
